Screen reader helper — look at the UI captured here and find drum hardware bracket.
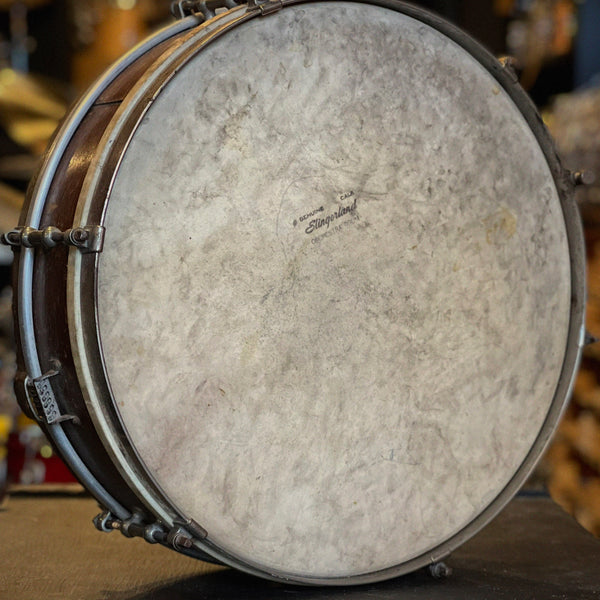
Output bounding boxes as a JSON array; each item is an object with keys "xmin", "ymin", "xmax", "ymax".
[
  {"xmin": 167, "ymin": 523, "xmax": 196, "ymax": 550},
  {"xmin": 169, "ymin": 518, "xmax": 209, "ymax": 550},
  {"xmin": 1, "ymin": 225, "xmax": 105, "ymax": 254},
  {"xmin": 170, "ymin": 0, "xmax": 243, "ymax": 21},
  {"xmin": 246, "ymin": 0, "xmax": 283, "ymax": 15},
  {"xmin": 20, "ymin": 367, "xmax": 80, "ymax": 426},
  {"xmin": 93, "ymin": 509, "xmax": 207, "ymax": 550},
  {"xmin": 93, "ymin": 509, "xmax": 167, "ymax": 542}
]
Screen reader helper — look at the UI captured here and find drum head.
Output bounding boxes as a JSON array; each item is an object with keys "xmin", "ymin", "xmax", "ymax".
[{"xmin": 69, "ymin": 0, "xmax": 580, "ymax": 583}]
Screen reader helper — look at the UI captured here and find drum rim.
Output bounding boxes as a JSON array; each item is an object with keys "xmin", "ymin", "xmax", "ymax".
[
  {"xmin": 69, "ymin": 5, "xmax": 263, "ymax": 568},
  {"xmin": 25, "ymin": 0, "xmax": 587, "ymax": 585}
]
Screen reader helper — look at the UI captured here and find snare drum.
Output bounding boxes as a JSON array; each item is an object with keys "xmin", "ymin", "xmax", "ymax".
[{"xmin": 5, "ymin": 0, "xmax": 585, "ymax": 585}]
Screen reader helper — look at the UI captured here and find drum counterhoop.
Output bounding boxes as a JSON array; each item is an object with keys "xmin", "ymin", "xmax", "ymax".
[{"xmin": 5, "ymin": 0, "xmax": 586, "ymax": 586}]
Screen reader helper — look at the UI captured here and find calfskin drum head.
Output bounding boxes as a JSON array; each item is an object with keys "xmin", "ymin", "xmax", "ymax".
[{"xmin": 79, "ymin": 1, "xmax": 571, "ymax": 581}]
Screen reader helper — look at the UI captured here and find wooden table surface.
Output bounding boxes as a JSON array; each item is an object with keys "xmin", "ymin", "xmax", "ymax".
[{"xmin": 1, "ymin": 492, "xmax": 599, "ymax": 599}]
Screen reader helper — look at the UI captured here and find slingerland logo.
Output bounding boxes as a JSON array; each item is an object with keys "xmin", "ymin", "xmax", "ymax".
[{"xmin": 298, "ymin": 193, "xmax": 358, "ymax": 235}]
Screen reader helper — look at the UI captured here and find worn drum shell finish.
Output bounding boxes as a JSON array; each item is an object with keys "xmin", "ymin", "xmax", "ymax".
[
  {"xmin": 13, "ymin": 0, "xmax": 586, "ymax": 586},
  {"xmin": 12, "ymin": 17, "xmax": 213, "ymax": 534}
]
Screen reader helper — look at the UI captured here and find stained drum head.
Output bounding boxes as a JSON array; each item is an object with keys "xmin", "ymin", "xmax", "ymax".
[{"xmin": 67, "ymin": 0, "xmax": 583, "ymax": 584}]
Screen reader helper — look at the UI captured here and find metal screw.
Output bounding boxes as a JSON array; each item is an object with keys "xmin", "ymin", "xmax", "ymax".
[
  {"xmin": 429, "ymin": 561, "xmax": 453, "ymax": 579},
  {"xmin": 173, "ymin": 533, "xmax": 194, "ymax": 549},
  {"xmin": 70, "ymin": 228, "xmax": 90, "ymax": 245}
]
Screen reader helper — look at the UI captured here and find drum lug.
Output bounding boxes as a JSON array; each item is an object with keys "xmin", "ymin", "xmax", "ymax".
[
  {"xmin": 246, "ymin": 0, "xmax": 282, "ymax": 15},
  {"xmin": 1, "ymin": 225, "xmax": 105, "ymax": 254},
  {"xmin": 92, "ymin": 509, "xmax": 207, "ymax": 551},
  {"xmin": 94, "ymin": 509, "xmax": 168, "ymax": 542}
]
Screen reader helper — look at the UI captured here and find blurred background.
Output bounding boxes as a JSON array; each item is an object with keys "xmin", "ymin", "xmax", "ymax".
[{"xmin": 0, "ymin": 0, "xmax": 598, "ymax": 539}]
